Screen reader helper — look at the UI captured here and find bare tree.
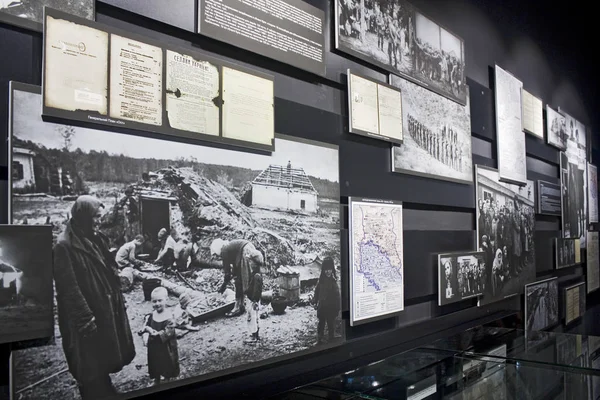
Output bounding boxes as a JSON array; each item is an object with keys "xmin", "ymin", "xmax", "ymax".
[{"xmin": 58, "ymin": 126, "xmax": 76, "ymax": 151}]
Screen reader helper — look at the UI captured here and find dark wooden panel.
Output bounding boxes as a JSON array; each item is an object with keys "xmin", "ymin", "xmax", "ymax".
[
  {"xmin": 527, "ymin": 156, "xmax": 559, "ymax": 179},
  {"xmin": 0, "ymin": 180, "xmax": 6, "ymax": 225},
  {"xmin": 472, "ymin": 137, "xmax": 493, "ymax": 159},
  {"xmin": 98, "ymin": 0, "xmax": 196, "ymax": 32},
  {"xmin": 468, "ymin": 78, "xmax": 495, "ymax": 141},
  {"xmin": 526, "ymin": 135, "xmax": 560, "ymax": 165},
  {"xmin": 535, "ymin": 231, "xmax": 560, "ymax": 273},
  {"xmin": 404, "ymin": 209, "xmax": 474, "ymax": 231},
  {"xmin": 274, "ymin": 98, "xmax": 343, "ymax": 146},
  {"xmin": 345, "ymin": 315, "xmax": 397, "ymax": 340}
]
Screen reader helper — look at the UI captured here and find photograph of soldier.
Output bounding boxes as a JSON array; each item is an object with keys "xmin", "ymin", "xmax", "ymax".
[
  {"xmin": 438, "ymin": 252, "xmax": 485, "ymax": 306},
  {"xmin": 336, "ymin": 0, "xmax": 467, "ymax": 105},
  {"xmin": 525, "ymin": 277, "xmax": 558, "ymax": 332},
  {"xmin": 476, "ymin": 165, "xmax": 536, "ymax": 306}
]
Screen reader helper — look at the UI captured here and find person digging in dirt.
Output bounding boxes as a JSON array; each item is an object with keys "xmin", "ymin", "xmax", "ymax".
[
  {"xmin": 154, "ymin": 228, "xmax": 177, "ymax": 269},
  {"xmin": 53, "ymin": 195, "xmax": 136, "ymax": 399},
  {"xmin": 211, "ymin": 238, "xmax": 264, "ymax": 344},
  {"xmin": 312, "ymin": 257, "xmax": 341, "ymax": 345},
  {"xmin": 115, "ymin": 235, "xmax": 144, "ymax": 269},
  {"xmin": 139, "ymin": 287, "xmax": 180, "ymax": 386}
]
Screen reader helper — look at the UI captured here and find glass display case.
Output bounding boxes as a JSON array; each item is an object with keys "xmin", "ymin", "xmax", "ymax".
[{"xmin": 269, "ymin": 326, "xmax": 600, "ymax": 399}]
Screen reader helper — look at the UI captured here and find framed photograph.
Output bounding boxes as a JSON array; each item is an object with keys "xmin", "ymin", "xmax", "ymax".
[
  {"xmin": 347, "ymin": 70, "xmax": 403, "ymax": 144},
  {"xmin": 494, "ymin": 65, "xmax": 526, "ymax": 186},
  {"xmin": 555, "ymin": 238, "xmax": 580, "ymax": 269},
  {"xmin": 334, "ymin": 0, "xmax": 467, "ymax": 105},
  {"xmin": 564, "ymin": 282, "xmax": 585, "ymax": 326},
  {"xmin": 0, "ymin": 225, "xmax": 53, "ymax": 344},
  {"xmin": 524, "ymin": 277, "xmax": 559, "ymax": 332},
  {"xmin": 437, "ymin": 251, "xmax": 485, "ymax": 306},
  {"xmin": 588, "ymin": 163, "xmax": 598, "ymax": 224},
  {"xmin": 0, "ymin": 0, "xmax": 93, "ymax": 32},
  {"xmin": 537, "ymin": 180, "xmax": 562, "ymax": 216},
  {"xmin": 520, "ymin": 88, "xmax": 544, "ymax": 139},
  {"xmin": 390, "ymin": 74, "xmax": 472, "ymax": 184},
  {"xmin": 546, "ymin": 105, "xmax": 567, "ymax": 150},
  {"xmin": 9, "ymin": 82, "xmax": 343, "ymax": 399},
  {"xmin": 475, "ymin": 164, "xmax": 536, "ymax": 306},
  {"xmin": 588, "ymin": 231, "xmax": 599, "ymax": 294},
  {"xmin": 348, "ymin": 197, "xmax": 403, "ymax": 326}
]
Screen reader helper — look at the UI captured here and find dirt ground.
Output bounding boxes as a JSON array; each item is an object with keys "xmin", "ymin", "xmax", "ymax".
[{"xmin": 0, "ymin": 303, "xmax": 52, "ymax": 343}]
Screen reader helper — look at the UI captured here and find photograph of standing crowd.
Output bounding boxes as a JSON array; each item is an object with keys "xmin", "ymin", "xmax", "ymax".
[
  {"xmin": 476, "ymin": 166, "xmax": 536, "ymax": 306},
  {"xmin": 336, "ymin": 0, "xmax": 467, "ymax": 104},
  {"xmin": 438, "ymin": 252, "xmax": 485, "ymax": 306}
]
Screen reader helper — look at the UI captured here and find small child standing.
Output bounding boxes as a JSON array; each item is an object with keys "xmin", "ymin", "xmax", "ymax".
[
  {"xmin": 312, "ymin": 257, "xmax": 341, "ymax": 344},
  {"xmin": 139, "ymin": 286, "xmax": 180, "ymax": 385}
]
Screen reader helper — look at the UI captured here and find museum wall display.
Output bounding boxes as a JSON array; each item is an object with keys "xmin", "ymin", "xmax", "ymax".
[
  {"xmin": 1, "ymin": 0, "xmax": 599, "ymax": 397},
  {"xmin": 524, "ymin": 277, "xmax": 558, "ymax": 333}
]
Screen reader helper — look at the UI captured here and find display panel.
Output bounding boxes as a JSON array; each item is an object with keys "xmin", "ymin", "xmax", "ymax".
[
  {"xmin": 588, "ymin": 163, "xmax": 598, "ymax": 224},
  {"xmin": 9, "ymin": 83, "xmax": 342, "ymax": 399},
  {"xmin": 390, "ymin": 75, "xmax": 472, "ymax": 184},
  {"xmin": 335, "ymin": 0, "xmax": 467, "ymax": 105},
  {"xmin": 347, "ymin": 71, "xmax": 403, "ymax": 144},
  {"xmin": 587, "ymin": 231, "xmax": 599, "ymax": 294},
  {"xmin": 0, "ymin": 0, "xmax": 93, "ymax": 31},
  {"xmin": 520, "ymin": 88, "xmax": 543, "ymax": 139},
  {"xmin": 198, "ymin": 0, "xmax": 326, "ymax": 76},
  {"xmin": 348, "ymin": 197, "xmax": 403, "ymax": 326},
  {"xmin": 564, "ymin": 282, "xmax": 585, "ymax": 325},
  {"xmin": 494, "ymin": 65, "xmax": 526, "ymax": 185},
  {"xmin": 524, "ymin": 277, "xmax": 558, "ymax": 332},
  {"xmin": 546, "ymin": 105, "xmax": 567, "ymax": 150},
  {"xmin": 560, "ymin": 115, "xmax": 588, "ymax": 247},
  {"xmin": 42, "ymin": 8, "xmax": 275, "ymax": 152},
  {"xmin": 537, "ymin": 180, "xmax": 562, "ymax": 216},
  {"xmin": 437, "ymin": 251, "xmax": 485, "ymax": 306},
  {"xmin": 554, "ymin": 238, "xmax": 580, "ymax": 269},
  {"xmin": 0, "ymin": 225, "xmax": 53, "ymax": 344},
  {"xmin": 475, "ymin": 165, "xmax": 536, "ymax": 306}
]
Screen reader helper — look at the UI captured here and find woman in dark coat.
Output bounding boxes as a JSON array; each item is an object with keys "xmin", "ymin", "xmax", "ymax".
[
  {"xmin": 312, "ymin": 257, "xmax": 341, "ymax": 344},
  {"xmin": 54, "ymin": 196, "xmax": 135, "ymax": 399}
]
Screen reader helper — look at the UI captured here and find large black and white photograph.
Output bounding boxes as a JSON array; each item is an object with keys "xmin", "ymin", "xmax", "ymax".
[
  {"xmin": 437, "ymin": 251, "xmax": 485, "ymax": 306},
  {"xmin": 555, "ymin": 238, "xmax": 579, "ymax": 269},
  {"xmin": 390, "ymin": 75, "xmax": 472, "ymax": 183},
  {"xmin": 0, "ymin": 0, "xmax": 93, "ymax": 28},
  {"xmin": 0, "ymin": 225, "xmax": 53, "ymax": 344},
  {"xmin": 524, "ymin": 277, "xmax": 558, "ymax": 333},
  {"xmin": 546, "ymin": 105, "xmax": 567, "ymax": 150},
  {"xmin": 475, "ymin": 165, "xmax": 536, "ymax": 306},
  {"xmin": 560, "ymin": 113, "xmax": 587, "ymax": 247},
  {"xmin": 335, "ymin": 0, "xmax": 467, "ymax": 105},
  {"xmin": 9, "ymin": 83, "xmax": 342, "ymax": 399}
]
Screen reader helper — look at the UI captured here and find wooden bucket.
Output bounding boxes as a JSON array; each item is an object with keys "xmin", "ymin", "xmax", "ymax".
[{"xmin": 277, "ymin": 272, "xmax": 300, "ymax": 302}]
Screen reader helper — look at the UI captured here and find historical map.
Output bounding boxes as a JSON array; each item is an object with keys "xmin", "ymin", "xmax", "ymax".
[{"xmin": 349, "ymin": 198, "xmax": 404, "ymax": 325}]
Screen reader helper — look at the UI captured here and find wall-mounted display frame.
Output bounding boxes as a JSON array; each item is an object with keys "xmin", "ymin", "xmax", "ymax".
[
  {"xmin": 390, "ymin": 75, "xmax": 472, "ymax": 184},
  {"xmin": 0, "ymin": 225, "xmax": 54, "ymax": 344},
  {"xmin": 588, "ymin": 163, "xmax": 598, "ymax": 224},
  {"xmin": 347, "ymin": 70, "xmax": 403, "ymax": 144},
  {"xmin": 437, "ymin": 251, "xmax": 485, "ymax": 306},
  {"xmin": 554, "ymin": 238, "xmax": 580, "ymax": 269},
  {"xmin": 520, "ymin": 88, "xmax": 544, "ymax": 139},
  {"xmin": 42, "ymin": 7, "xmax": 275, "ymax": 153},
  {"xmin": 524, "ymin": 277, "xmax": 559, "ymax": 333},
  {"xmin": 537, "ymin": 180, "xmax": 562, "ymax": 216},
  {"xmin": 587, "ymin": 231, "xmax": 599, "ymax": 294},
  {"xmin": 564, "ymin": 282, "xmax": 585, "ymax": 326},
  {"xmin": 348, "ymin": 197, "xmax": 404, "ymax": 326},
  {"xmin": 335, "ymin": 0, "xmax": 467, "ymax": 105},
  {"xmin": 9, "ymin": 82, "xmax": 344, "ymax": 400},
  {"xmin": 0, "ymin": 0, "xmax": 93, "ymax": 32},
  {"xmin": 494, "ymin": 64, "xmax": 527, "ymax": 186},
  {"xmin": 475, "ymin": 164, "xmax": 536, "ymax": 307},
  {"xmin": 546, "ymin": 105, "xmax": 567, "ymax": 150},
  {"xmin": 198, "ymin": 0, "xmax": 326, "ymax": 76}
]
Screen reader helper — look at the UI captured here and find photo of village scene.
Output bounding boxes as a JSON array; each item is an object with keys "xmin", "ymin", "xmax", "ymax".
[{"xmin": 10, "ymin": 84, "xmax": 342, "ymax": 399}]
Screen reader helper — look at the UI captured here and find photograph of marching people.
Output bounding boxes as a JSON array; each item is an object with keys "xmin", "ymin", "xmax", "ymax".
[
  {"xmin": 0, "ymin": 0, "xmax": 93, "ymax": 26},
  {"xmin": 524, "ymin": 277, "xmax": 558, "ymax": 332},
  {"xmin": 560, "ymin": 125, "xmax": 588, "ymax": 249},
  {"xmin": 335, "ymin": 0, "xmax": 467, "ymax": 105},
  {"xmin": 0, "ymin": 225, "xmax": 53, "ymax": 344},
  {"xmin": 546, "ymin": 105, "xmax": 567, "ymax": 150},
  {"xmin": 9, "ymin": 83, "xmax": 342, "ymax": 399},
  {"xmin": 475, "ymin": 165, "xmax": 536, "ymax": 306},
  {"xmin": 555, "ymin": 238, "xmax": 579, "ymax": 269},
  {"xmin": 437, "ymin": 251, "xmax": 485, "ymax": 306},
  {"xmin": 390, "ymin": 75, "xmax": 472, "ymax": 183}
]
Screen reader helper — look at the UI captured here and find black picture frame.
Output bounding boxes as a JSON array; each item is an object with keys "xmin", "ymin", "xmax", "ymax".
[
  {"xmin": 524, "ymin": 277, "xmax": 559, "ymax": 333},
  {"xmin": 536, "ymin": 180, "xmax": 562, "ymax": 216},
  {"xmin": 437, "ymin": 250, "xmax": 485, "ymax": 306}
]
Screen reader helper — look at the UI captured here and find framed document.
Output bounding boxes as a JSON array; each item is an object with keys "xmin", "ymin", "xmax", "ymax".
[
  {"xmin": 437, "ymin": 251, "xmax": 485, "ymax": 306},
  {"xmin": 588, "ymin": 163, "xmax": 598, "ymax": 223},
  {"xmin": 165, "ymin": 50, "xmax": 220, "ymax": 136},
  {"xmin": 537, "ymin": 180, "xmax": 561, "ymax": 216},
  {"xmin": 524, "ymin": 277, "xmax": 559, "ymax": 332},
  {"xmin": 546, "ymin": 105, "xmax": 567, "ymax": 150},
  {"xmin": 109, "ymin": 34, "xmax": 163, "ymax": 126},
  {"xmin": 348, "ymin": 197, "xmax": 404, "ymax": 326},
  {"xmin": 347, "ymin": 71, "xmax": 403, "ymax": 144},
  {"xmin": 494, "ymin": 65, "xmax": 527, "ymax": 185},
  {"xmin": 221, "ymin": 66, "xmax": 274, "ymax": 147},
  {"xmin": 43, "ymin": 13, "xmax": 109, "ymax": 115},
  {"xmin": 564, "ymin": 282, "xmax": 585, "ymax": 325},
  {"xmin": 521, "ymin": 88, "xmax": 543, "ymax": 139},
  {"xmin": 589, "ymin": 232, "xmax": 600, "ymax": 293}
]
